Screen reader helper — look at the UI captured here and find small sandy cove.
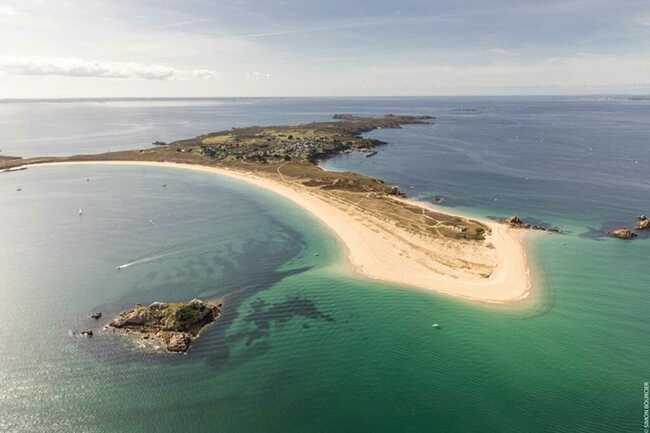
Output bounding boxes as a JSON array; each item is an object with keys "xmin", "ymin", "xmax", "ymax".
[{"xmin": 39, "ymin": 161, "xmax": 534, "ymax": 304}]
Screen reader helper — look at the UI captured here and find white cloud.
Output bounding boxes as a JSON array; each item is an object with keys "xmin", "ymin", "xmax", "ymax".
[
  {"xmin": 192, "ymin": 69, "xmax": 219, "ymax": 80},
  {"xmin": 200, "ymin": 14, "xmax": 454, "ymax": 41},
  {"xmin": 353, "ymin": 53, "xmax": 650, "ymax": 95},
  {"xmin": 247, "ymin": 71, "xmax": 271, "ymax": 80},
  {"xmin": 487, "ymin": 48, "xmax": 520, "ymax": 57},
  {"xmin": 0, "ymin": 56, "xmax": 218, "ymax": 80},
  {"xmin": 0, "ymin": 5, "xmax": 18, "ymax": 16},
  {"xmin": 155, "ymin": 18, "xmax": 212, "ymax": 31},
  {"xmin": 636, "ymin": 14, "xmax": 650, "ymax": 26}
]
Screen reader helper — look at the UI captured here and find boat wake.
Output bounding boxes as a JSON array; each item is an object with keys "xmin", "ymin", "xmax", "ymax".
[{"xmin": 116, "ymin": 248, "xmax": 193, "ymax": 270}]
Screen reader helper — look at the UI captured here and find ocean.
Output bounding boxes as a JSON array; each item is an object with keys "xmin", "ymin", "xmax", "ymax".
[{"xmin": 0, "ymin": 97, "xmax": 648, "ymax": 433}]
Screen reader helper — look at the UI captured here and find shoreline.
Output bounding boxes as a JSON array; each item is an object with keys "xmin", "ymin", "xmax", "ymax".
[{"xmin": 28, "ymin": 160, "xmax": 537, "ymax": 305}]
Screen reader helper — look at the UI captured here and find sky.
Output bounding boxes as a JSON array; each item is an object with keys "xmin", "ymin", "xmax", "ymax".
[{"xmin": 0, "ymin": 0, "xmax": 649, "ymax": 97}]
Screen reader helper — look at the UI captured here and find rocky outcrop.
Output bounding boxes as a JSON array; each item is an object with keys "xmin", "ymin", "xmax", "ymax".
[
  {"xmin": 504, "ymin": 215, "xmax": 525, "ymax": 226},
  {"xmin": 608, "ymin": 227, "xmax": 637, "ymax": 240},
  {"xmin": 502, "ymin": 215, "xmax": 559, "ymax": 232},
  {"xmin": 606, "ymin": 216, "xmax": 648, "ymax": 239},
  {"xmin": 389, "ymin": 186, "xmax": 406, "ymax": 197},
  {"xmin": 107, "ymin": 298, "xmax": 222, "ymax": 353},
  {"xmin": 162, "ymin": 332, "xmax": 192, "ymax": 352}
]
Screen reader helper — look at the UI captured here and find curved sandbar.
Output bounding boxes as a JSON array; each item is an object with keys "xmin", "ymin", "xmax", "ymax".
[{"xmin": 34, "ymin": 160, "xmax": 534, "ymax": 304}]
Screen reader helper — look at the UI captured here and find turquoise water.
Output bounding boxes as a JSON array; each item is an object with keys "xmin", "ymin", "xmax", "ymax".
[{"xmin": 1, "ymin": 97, "xmax": 649, "ymax": 432}]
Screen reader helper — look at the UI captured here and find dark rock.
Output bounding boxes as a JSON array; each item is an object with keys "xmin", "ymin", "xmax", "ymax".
[
  {"xmin": 503, "ymin": 215, "xmax": 532, "ymax": 228},
  {"xmin": 389, "ymin": 186, "xmax": 406, "ymax": 197},
  {"xmin": 504, "ymin": 215, "xmax": 524, "ymax": 226},
  {"xmin": 80, "ymin": 329, "xmax": 94, "ymax": 337},
  {"xmin": 503, "ymin": 215, "xmax": 558, "ymax": 232},
  {"xmin": 636, "ymin": 215, "xmax": 649, "ymax": 230},
  {"xmin": 165, "ymin": 332, "xmax": 192, "ymax": 352},
  {"xmin": 608, "ymin": 227, "xmax": 637, "ymax": 240},
  {"xmin": 89, "ymin": 312, "xmax": 102, "ymax": 320}
]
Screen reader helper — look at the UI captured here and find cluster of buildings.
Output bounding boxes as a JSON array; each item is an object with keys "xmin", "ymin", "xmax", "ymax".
[{"xmin": 198, "ymin": 136, "xmax": 349, "ymax": 163}]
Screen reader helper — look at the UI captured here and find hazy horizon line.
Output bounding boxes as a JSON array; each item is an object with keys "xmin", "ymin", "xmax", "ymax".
[{"xmin": 1, "ymin": 93, "xmax": 649, "ymax": 102}]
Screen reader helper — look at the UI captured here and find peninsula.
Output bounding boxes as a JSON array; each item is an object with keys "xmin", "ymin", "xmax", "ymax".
[{"xmin": 1, "ymin": 115, "xmax": 534, "ymax": 303}]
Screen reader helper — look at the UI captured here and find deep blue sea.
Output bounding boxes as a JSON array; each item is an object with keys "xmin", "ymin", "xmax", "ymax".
[{"xmin": 1, "ymin": 97, "xmax": 648, "ymax": 433}]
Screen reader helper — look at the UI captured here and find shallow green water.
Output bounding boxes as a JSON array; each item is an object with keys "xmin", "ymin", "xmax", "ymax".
[{"xmin": 1, "ymin": 164, "xmax": 647, "ymax": 433}]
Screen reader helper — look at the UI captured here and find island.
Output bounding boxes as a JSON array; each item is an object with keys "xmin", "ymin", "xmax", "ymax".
[
  {"xmin": 0, "ymin": 114, "xmax": 536, "ymax": 303},
  {"xmin": 107, "ymin": 299, "xmax": 222, "ymax": 352}
]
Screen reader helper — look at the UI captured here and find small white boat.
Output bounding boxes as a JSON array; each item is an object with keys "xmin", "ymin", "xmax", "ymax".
[
  {"xmin": 78, "ymin": 208, "xmax": 83, "ymax": 216},
  {"xmin": 432, "ymin": 323, "xmax": 441, "ymax": 329}
]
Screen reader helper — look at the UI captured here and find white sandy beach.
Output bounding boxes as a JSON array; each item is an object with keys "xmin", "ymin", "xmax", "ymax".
[{"xmin": 36, "ymin": 161, "xmax": 535, "ymax": 304}]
